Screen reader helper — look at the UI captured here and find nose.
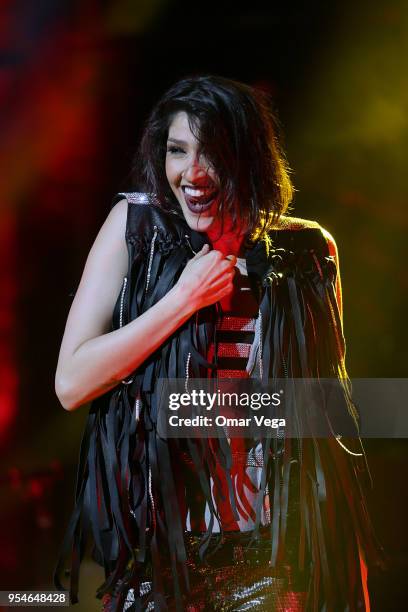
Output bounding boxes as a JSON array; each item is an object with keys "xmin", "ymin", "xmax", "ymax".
[{"xmin": 182, "ymin": 153, "xmax": 211, "ymax": 182}]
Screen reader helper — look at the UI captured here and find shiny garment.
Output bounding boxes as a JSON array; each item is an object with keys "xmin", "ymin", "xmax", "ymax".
[
  {"xmin": 102, "ymin": 530, "xmax": 308, "ymax": 611},
  {"xmin": 179, "ymin": 531, "xmax": 308, "ymax": 611}
]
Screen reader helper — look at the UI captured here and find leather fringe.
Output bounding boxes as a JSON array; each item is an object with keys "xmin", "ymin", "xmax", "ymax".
[{"xmin": 54, "ymin": 199, "xmax": 384, "ymax": 611}]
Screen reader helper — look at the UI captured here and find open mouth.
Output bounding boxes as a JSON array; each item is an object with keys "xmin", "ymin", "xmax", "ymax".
[{"xmin": 182, "ymin": 185, "xmax": 219, "ymax": 214}]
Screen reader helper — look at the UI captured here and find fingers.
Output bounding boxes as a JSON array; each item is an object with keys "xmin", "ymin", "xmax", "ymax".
[
  {"xmin": 209, "ymin": 266, "xmax": 236, "ymax": 286},
  {"xmin": 225, "ymin": 254, "xmax": 238, "ymax": 266},
  {"xmin": 206, "ymin": 271, "xmax": 234, "ymax": 299},
  {"xmin": 210, "ymin": 283, "xmax": 234, "ymax": 304},
  {"xmin": 203, "ymin": 250, "xmax": 237, "ymax": 279},
  {"xmin": 181, "ymin": 246, "xmax": 238, "ymax": 309},
  {"xmin": 190, "ymin": 247, "xmax": 236, "ymax": 270},
  {"xmin": 191, "ymin": 243, "xmax": 210, "ymax": 259},
  {"xmin": 186, "ymin": 249, "xmax": 236, "ymax": 284}
]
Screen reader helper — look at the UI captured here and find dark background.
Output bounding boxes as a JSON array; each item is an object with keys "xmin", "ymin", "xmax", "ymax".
[{"xmin": 1, "ymin": 0, "xmax": 407, "ymax": 610}]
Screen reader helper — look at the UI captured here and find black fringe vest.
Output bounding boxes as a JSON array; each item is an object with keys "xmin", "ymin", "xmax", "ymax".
[{"xmin": 54, "ymin": 192, "xmax": 384, "ymax": 611}]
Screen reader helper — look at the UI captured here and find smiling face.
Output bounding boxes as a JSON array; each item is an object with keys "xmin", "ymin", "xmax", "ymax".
[{"xmin": 165, "ymin": 112, "xmax": 221, "ymax": 233}]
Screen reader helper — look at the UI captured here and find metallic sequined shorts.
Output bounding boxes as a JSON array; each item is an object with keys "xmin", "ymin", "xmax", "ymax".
[{"xmin": 116, "ymin": 530, "xmax": 308, "ymax": 611}]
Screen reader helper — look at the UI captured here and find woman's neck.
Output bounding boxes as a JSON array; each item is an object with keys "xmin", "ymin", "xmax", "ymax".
[{"xmin": 206, "ymin": 225, "xmax": 247, "ymax": 257}]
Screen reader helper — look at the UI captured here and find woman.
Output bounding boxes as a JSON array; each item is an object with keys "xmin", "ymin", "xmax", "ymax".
[{"xmin": 54, "ymin": 76, "xmax": 382, "ymax": 611}]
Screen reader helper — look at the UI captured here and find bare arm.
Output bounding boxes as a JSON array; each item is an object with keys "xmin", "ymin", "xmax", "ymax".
[{"xmin": 55, "ymin": 201, "xmax": 236, "ymax": 411}]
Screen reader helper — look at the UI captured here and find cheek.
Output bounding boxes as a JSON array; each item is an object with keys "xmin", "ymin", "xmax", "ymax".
[
  {"xmin": 164, "ymin": 158, "xmax": 172, "ymax": 185},
  {"xmin": 165, "ymin": 159, "xmax": 179, "ymax": 189}
]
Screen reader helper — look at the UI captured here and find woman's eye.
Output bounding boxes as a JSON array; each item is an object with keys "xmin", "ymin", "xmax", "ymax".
[{"xmin": 166, "ymin": 146, "xmax": 185, "ymax": 155}]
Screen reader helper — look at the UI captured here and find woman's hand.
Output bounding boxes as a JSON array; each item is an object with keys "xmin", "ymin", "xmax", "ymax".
[{"xmin": 175, "ymin": 244, "xmax": 237, "ymax": 313}]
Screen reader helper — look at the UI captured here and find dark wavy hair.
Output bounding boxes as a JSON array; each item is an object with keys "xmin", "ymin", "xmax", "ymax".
[{"xmin": 132, "ymin": 75, "xmax": 294, "ymax": 236}]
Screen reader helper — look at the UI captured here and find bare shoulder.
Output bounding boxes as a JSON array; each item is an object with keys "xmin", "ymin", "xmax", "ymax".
[
  {"xmin": 103, "ymin": 197, "xmax": 128, "ymax": 233},
  {"xmin": 56, "ymin": 199, "xmax": 129, "ymax": 373},
  {"xmin": 86, "ymin": 198, "xmax": 128, "ymax": 262},
  {"xmin": 79, "ymin": 196, "xmax": 129, "ymax": 299}
]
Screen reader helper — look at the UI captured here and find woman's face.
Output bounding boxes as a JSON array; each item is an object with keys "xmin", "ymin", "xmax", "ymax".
[{"xmin": 165, "ymin": 112, "xmax": 221, "ymax": 233}]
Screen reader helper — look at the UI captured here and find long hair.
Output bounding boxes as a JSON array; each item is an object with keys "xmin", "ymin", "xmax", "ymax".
[{"xmin": 132, "ymin": 75, "xmax": 294, "ymax": 236}]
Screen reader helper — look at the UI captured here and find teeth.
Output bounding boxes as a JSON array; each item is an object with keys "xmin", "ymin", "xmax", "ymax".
[{"xmin": 185, "ymin": 187, "xmax": 208, "ymax": 197}]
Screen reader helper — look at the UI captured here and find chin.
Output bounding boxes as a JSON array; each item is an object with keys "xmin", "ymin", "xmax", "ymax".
[
  {"xmin": 184, "ymin": 214, "xmax": 215, "ymax": 233},
  {"xmin": 178, "ymin": 201, "xmax": 215, "ymax": 233}
]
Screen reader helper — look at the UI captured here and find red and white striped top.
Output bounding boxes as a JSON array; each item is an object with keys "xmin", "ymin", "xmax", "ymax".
[{"xmin": 183, "ymin": 258, "xmax": 271, "ymax": 533}]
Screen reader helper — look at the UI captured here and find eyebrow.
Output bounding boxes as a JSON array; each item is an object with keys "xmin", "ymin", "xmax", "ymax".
[{"xmin": 166, "ymin": 138, "xmax": 188, "ymax": 145}]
